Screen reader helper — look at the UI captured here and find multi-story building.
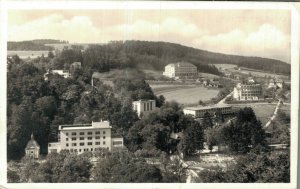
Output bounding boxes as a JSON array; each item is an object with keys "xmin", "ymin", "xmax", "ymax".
[
  {"xmin": 132, "ymin": 100, "xmax": 156, "ymax": 117},
  {"xmin": 48, "ymin": 121, "xmax": 124, "ymax": 154},
  {"xmin": 25, "ymin": 134, "xmax": 40, "ymax": 159},
  {"xmin": 233, "ymin": 83, "xmax": 263, "ymax": 100},
  {"xmin": 163, "ymin": 62, "xmax": 197, "ymax": 79},
  {"xmin": 183, "ymin": 104, "xmax": 234, "ymax": 118}
]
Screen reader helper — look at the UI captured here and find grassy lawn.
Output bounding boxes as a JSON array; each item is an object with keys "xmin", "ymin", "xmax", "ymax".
[
  {"xmin": 150, "ymin": 84, "xmax": 219, "ymax": 105},
  {"xmin": 233, "ymin": 104, "xmax": 277, "ymax": 126}
]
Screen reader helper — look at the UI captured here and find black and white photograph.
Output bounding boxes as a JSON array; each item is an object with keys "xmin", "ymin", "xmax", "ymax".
[{"xmin": 0, "ymin": 1, "xmax": 299, "ymax": 189}]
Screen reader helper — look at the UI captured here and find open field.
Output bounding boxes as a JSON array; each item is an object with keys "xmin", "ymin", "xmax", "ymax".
[
  {"xmin": 8, "ymin": 51, "xmax": 50, "ymax": 59},
  {"xmin": 279, "ymin": 104, "xmax": 291, "ymax": 115},
  {"xmin": 151, "ymin": 84, "xmax": 219, "ymax": 105},
  {"xmin": 213, "ymin": 64, "xmax": 237, "ymax": 70},
  {"xmin": 232, "ymin": 104, "xmax": 277, "ymax": 126}
]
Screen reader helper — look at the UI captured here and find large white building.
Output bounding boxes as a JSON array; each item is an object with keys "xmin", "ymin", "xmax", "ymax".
[
  {"xmin": 183, "ymin": 104, "xmax": 234, "ymax": 118},
  {"xmin": 163, "ymin": 62, "xmax": 197, "ymax": 79},
  {"xmin": 132, "ymin": 100, "xmax": 156, "ymax": 117},
  {"xmin": 233, "ymin": 83, "xmax": 263, "ymax": 100},
  {"xmin": 48, "ymin": 121, "xmax": 124, "ymax": 154}
]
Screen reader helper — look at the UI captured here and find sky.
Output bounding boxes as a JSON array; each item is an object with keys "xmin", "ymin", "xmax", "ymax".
[{"xmin": 8, "ymin": 9, "xmax": 291, "ymax": 63}]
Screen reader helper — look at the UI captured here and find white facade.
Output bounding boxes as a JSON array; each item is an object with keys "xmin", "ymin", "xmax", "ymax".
[
  {"xmin": 52, "ymin": 70, "xmax": 71, "ymax": 78},
  {"xmin": 163, "ymin": 62, "xmax": 197, "ymax": 79},
  {"xmin": 233, "ymin": 83, "xmax": 262, "ymax": 101},
  {"xmin": 48, "ymin": 121, "xmax": 123, "ymax": 154},
  {"xmin": 132, "ymin": 100, "xmax": 156, "ymax": 117},
  {"xmin": 183, "ymin": 104, "xmax": 233, "ymax": 118}
]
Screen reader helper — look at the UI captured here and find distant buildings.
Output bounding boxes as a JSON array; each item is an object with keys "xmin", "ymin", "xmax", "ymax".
[
  {"xmin": 48, "ymin": 121, "xmax": 124, "ymax": 154},
  {"xmin": 132, "ymin": 100, "xmax": 156, "ymax": 117},
  {"xmin": 268, "ymin": 79, "xmax": 283, "ymax": 89},
  {"xmin": 44, "ymin": 62, "xmax": 82, "ymax": 80},
  {"xmin": 233, "ymin": 83, "xmax": 263, "ymax": 100},
  {"xmin": 183, "ymin": 104, "xmax": 234, "ymax": 118},
  {"xmin": 25, "ymin": 134, "xmax": 40, "ymax": 159},
  {"xmin": 163, "ymin": 62, "xmax": 197, "ymax": 80}
]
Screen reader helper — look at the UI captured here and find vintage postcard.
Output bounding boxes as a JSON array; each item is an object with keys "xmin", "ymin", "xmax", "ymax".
[{"xmin": 0, "ymin": 1, "xmax": 298, "ymax": 189}]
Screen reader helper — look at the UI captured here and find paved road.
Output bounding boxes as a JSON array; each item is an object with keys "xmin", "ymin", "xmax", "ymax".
[
  {"xmin": 264, "ymin": 99, "xmax": 282, "ymax": 128},
  {"xmin": 217, "ymin": 91, "xmax": 233, "ymax": 105}
]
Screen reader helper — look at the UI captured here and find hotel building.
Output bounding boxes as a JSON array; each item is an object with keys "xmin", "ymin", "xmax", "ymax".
[
  {"xmin": 163, "ymin": 62, "xmax": 197, "ymax": 79},
  {"xmin": 48, "ymin": 121, "xmax": 124, "ymax": 154},
  {"xmin": 183, "ymin": 104, "xmax": 234, "ymax": 118},
  {"xmin": 132, "ymin": 100, "xmax": 156, "ymax": 117},
  {"xmin": 233, "ymin": 83, "xmax": 263, "ymax": 100}
]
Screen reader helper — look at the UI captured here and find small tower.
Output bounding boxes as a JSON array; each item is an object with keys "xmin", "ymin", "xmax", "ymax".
[{"xmin": 25, "ymin": 134, "xmax": 40, "ymax": 159}]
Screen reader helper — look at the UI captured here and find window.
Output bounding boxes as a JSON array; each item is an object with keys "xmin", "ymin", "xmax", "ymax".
[
  {"xmin": 88, "ymin": 142, "xmax": 92, "ymax": 146},
  {"xmin": 95, "ymin": 142, "xmax": 100, "ymax": 145},
  {"xmin": 72, "ymin": 137, "xmax": 76, "ymax": 141},
  {"xmin": 72, "ymin": 143, "xmax": 77, "ymax": 146},
  {"xmin": 95, "ymin": 131, "xmax": 100, "ymax": 135},
  {"xmin": 91, "ymin": 148, "xmax": 93, "ymax": 151},
  {"xmin": 95, "ymin": 136, "xmax": 100, "ymax": 139},
  {"xmin": 80, "ymin": 132, "xmax": 84, "ymax": 135},
  {"xmin": 80, "ymin": 137, "xmax": 84, "ymax": 140},
  {"xmin": 66, "ymin": 143, "xmax": 69, "ymax": 147},
  {"xmin": 87, "ymin": 132, "xmax": 93, "ymax": 135},
  {"xmin": 80, "ymin": 143, "xmax": 84, "ymax": 146},
  {"xmin": 79, "ymin": 149, "xmax": 82, "ymax": 152},
  {"xmin": 66, "ymin": 138, "xmax": 69, "ymax": 141},
  {"xmin": 103, "ymin": 141, "xmax": 106, "ymax": 145},
  {"xmin": 66, "ymin": 133, "xmax": 69, "ymax": 136},
  {"xmin": 103, "ymin": 131, "xmax": 106, "ymax": 134},
  {"xmin": 88, "ymin": 137, "xmax": 92, "ymax": 140},
  {"xmin": 113, "ymin": 141, "xmax": 123, "ymax": 145},
  {"xmin": 103, "ymin": 136, "xmax": 106, "ymax": 139},
  {"xmin": 72, "ymin": 132, "xmax": 76, "ymax": 136}
]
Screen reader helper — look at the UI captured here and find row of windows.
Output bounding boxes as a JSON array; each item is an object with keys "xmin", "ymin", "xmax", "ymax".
[
  {"xmin": 66, "ymin": 141, "xmax": 106, "ymax": 147},
  {"xmin": 68, "ymin": 147, "xmax": 109, "ymax": 153},
  {"xmin": 66, "ymin": 136, "xmax": 105, "ymax": 141},
  {"xmin": 65, "ymin": 131, "xmax": 106, "ymax": 136}
]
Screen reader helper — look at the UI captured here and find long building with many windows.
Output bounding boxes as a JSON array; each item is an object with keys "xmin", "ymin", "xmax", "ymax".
[
  {"xmin": 48, "ymin": 121, "xmax": 124, "ymax": 154},
  {"xmin": 233, "ymin": 83, "xmax": 263, "ymax": 100},
  {"xmin": 183, "ymin": 104, "xmax": 234, "ymax": 118},
  {"xmin": 163, "ymin": 62, "xmax": 197, "ymax": 79}
]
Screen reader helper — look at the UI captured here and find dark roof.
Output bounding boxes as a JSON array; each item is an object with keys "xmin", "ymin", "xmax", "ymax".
[{"xmin": 26, "ymin": 134, "xmax": 40, "ymax": 149}]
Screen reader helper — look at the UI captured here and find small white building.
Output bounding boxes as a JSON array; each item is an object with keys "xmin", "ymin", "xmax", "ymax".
[
  {"xmin": 44, "ymin": 69, "xmax": 71, "ymax": 80},
  {"xmin": 25, "ymin": 134, "xmax": 40, "ymax": 159},
  {"xmin": 132, "ymin": 100, "xmax": 156, "ymax": 117},
  {"xmin": 52, "ymin": 70, "xmax": 71, "ymax": 78},
  {"xmin": 48, "ymin": 121, "xmax": 124, "ymax": 154}
]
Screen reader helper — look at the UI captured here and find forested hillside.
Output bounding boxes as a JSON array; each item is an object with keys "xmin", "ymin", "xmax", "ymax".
[
  {"xmin": 8, "ymin": 39, "xmax": 68, "ymax": 51},
  {"xmin": 8, "ymin": 39, "xmax": 290, "ymax": 75}
]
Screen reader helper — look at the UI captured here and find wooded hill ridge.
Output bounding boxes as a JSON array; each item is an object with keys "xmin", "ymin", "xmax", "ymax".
[{"xmin": 8, "ymin": 40, "xmax": 290, "ymax": 75}]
